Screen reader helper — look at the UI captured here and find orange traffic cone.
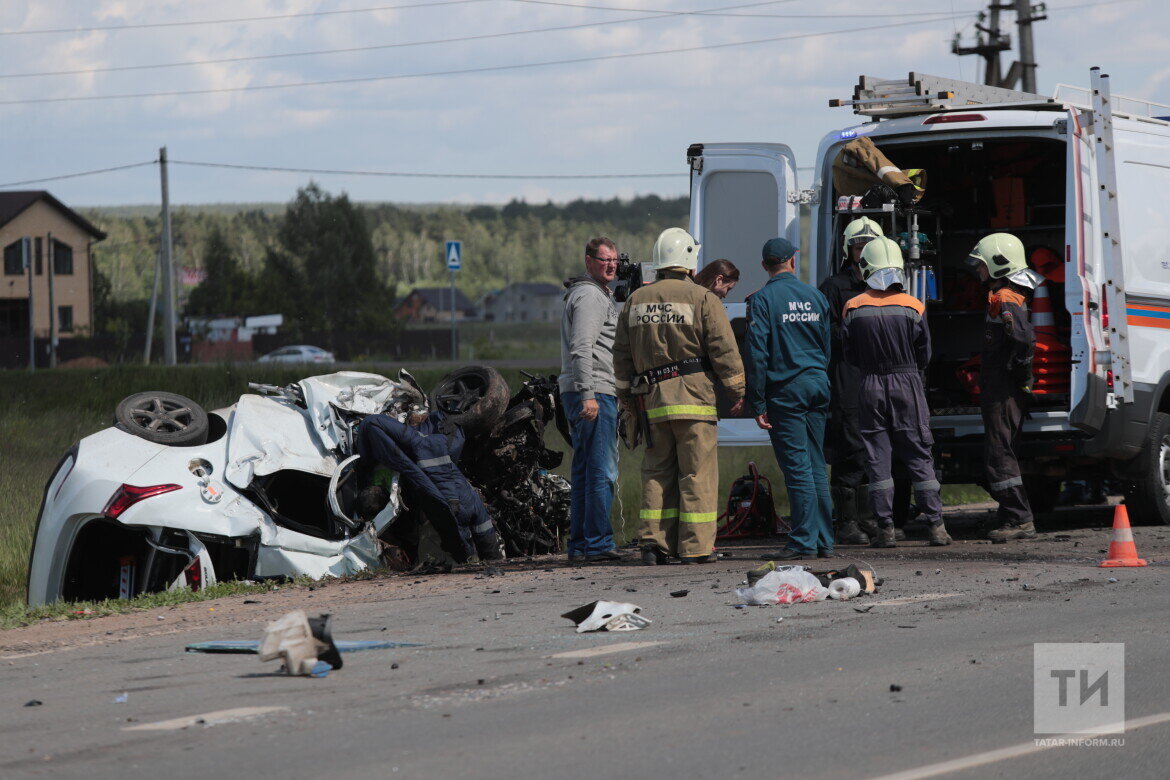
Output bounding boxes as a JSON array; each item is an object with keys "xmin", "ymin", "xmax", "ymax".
[{"xmin": 1099, "ymin": 504, "xmax": 1148, "ymax": 567}]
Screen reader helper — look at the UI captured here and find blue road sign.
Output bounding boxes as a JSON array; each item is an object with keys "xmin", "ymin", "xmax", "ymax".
[{"xmin": 446, "ymin": 240, "xmax": 462, "ymax": 271}]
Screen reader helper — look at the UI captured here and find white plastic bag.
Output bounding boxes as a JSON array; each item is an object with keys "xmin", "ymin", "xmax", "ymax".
[{"xmin": 734, "ymin": 566, "xmax": 829, "ymax": 605}]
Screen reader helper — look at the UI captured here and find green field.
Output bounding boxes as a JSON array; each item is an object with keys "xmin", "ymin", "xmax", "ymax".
[{"xmin": 0, "ymin": 364, "xmax": 986, "ymax": 613}]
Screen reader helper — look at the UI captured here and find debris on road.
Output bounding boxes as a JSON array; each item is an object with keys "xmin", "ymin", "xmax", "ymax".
[
  {"xmin": 24, "ymin": 700, "xmax": 43, "ymax": 707},
  {"xmin": 562, "ymin": 601, "xmax": 651, "ymax": 633},
  {"xmin": 735, "ymin": 566, "xmax": 829, "ymax": 605},
  {"xmin": 258, "ymin": 610, "xmax": 341, "ymax": 677},
  {"xmin": 670, "ymin": 589, "xmax": 690, "ymax": 598},
  {"xmin": 827, "ymin": 577, "xmax": 862, "ymax": 600},
  {"xmin": 114, "ymin": 693, "xmax": 129, "ymax": 703}
]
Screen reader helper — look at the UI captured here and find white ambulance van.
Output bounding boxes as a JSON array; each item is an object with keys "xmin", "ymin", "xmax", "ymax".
[{"xmin": 693, "ymin": 69, "xmax": 1170, "ymax": 524}]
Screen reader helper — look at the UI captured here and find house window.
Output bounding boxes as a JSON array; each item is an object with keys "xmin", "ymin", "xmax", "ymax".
[
  {"xmin": 52, "ymin": 240, "xmax": 73, "ymax": 275},
  {"xmin": 3, "ymin": 241, "xmax": 23, "ymax": 275},
  {"xmin": 58, "ymin": 305, "xmax": 74, "ymax": 333},
  {"xmin": 35, "ymin": 237, "xmax": 42, "ymax": 275}
]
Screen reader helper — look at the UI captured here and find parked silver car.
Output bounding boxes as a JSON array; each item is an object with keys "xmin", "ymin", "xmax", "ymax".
[{"xmin": 257, "ymin": 345, "xmax": 336, "ymax": 364}]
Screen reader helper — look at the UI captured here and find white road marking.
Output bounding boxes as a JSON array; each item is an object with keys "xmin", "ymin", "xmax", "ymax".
[
  {"xmin": 866, "ymin": 593, "xmax": 960, "ymax": 607},
  {"xmin": 123, "ymin": 706, "xmax": 289, "ymax": 731},
  {"xmin": 550, "ymin": 641, "xmax": 663, "ymax": 659},
  {"xmin": 871, "ymin": 711, "xmax": 1170, "ymax": 779}
]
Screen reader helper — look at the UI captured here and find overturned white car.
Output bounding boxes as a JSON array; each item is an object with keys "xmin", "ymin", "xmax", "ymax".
[{"xmin": 26, "ymin": 372, "xmax": 432, "ymax": 606}]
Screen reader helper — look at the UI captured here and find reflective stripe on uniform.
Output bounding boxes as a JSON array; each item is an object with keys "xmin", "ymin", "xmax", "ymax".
[
  {"xmin": 472, "ymin": 520, "xmax": 496, "ymax": 535},
  {"xmin": 679, "ymin": 511, "xmax": 717, "ymax": 524},
  {"xmin": 723, "ymin": 371, "xmax": 745, "ymax": 387},
  {"xmin": 418, "ymin": 455, "xmax": 453, "ymax": 468},
  {"xmin": 876, "ymin": 165, "xmax": 901, "ymax": 179},
  {"xmin": 845, "ymin": 305, "xmax": 921, "ymax": 323},
  {"xmin": 640, "ymin": 508, "xmax": 680, "ymax": 519},
  {"xmin": 869, "ymin": 479, "xmax": 895, "ymax": 491},
  {"xmin": 989, "ymin": 475, "xmax": 1024, "ymax": 492},
  {"xmin": 912, "ymin": 479, "xmax": 941, "ymax": 492},
  {"xmin": 646, "ymin": 404, "xmax": 718, "ymax": 419}
]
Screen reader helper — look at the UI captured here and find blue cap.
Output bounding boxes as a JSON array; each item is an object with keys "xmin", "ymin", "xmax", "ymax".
[{"xmin": 762, "ymin": 237, "xmax": 797, "ymax": 263}]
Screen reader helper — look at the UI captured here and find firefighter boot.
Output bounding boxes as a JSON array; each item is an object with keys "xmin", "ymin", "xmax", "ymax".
[
  {"xmin": 836, "ymin": 521, "xmax": 870, "ymax": 546},
  {"xmin": 927, "ymin": 521, "xmax": 953, "ymax": 546},
  {"xmin": 832, "ymin": 486, "xmax": 869, "ymax": 545},
  {"xmin": 987, "ymin": 521, "xmax": 1037, "ymax": 543},
  {"xmin": 641, "ymin": 545, "xmax": 669, "ymax": 566},
  {"xmin": 870, "ymin": 525, "xmax": 897, "ymax": 548}
]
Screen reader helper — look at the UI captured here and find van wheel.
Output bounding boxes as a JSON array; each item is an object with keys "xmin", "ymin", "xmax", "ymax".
[
  {"xmin": 1023, "ymin": 475, "xmax": 1059, "ymax": 517},
  {"xmin": 115, "ymin": 391, "xmax": 210, "ymax": 446},
  {"xmin": 1123, "ymin": 412, "xmax": 1170, "ymax": 526}
]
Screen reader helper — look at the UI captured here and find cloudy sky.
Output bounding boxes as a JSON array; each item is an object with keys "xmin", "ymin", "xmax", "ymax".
[{"xmin": 0, "ymin": 0, "xmax": 1164, "ymax": 206}]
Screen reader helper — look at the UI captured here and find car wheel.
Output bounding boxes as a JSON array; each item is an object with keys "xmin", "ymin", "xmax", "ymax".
[
  {"xmin": 115, "ymin": 391, "xmax": 210, "ymax": 446},
  {"xmin": 431, "ymin": 366, "xmax": 509, "ymax": 436},
  {"xmin": 1123, "ymin": 411, "xmax": 1170, "ymax": 526}
]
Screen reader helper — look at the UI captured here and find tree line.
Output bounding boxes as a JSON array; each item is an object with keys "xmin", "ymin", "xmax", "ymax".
[{"xmin": 84, "ymin": 185, "xmax": 688, "ymax": 340}]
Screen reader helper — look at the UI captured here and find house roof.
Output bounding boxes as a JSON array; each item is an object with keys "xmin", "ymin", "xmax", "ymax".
[
  {"xmin": 0, "ymin": 191, "xmax": 107, "ymax": 240},
  {"xmin": 399, "ymin": 286, "xmax": 476, "ymax": 313},
  {"xmin": 504, "ymin": 281, "xmax": 562, "ymax": 297}
]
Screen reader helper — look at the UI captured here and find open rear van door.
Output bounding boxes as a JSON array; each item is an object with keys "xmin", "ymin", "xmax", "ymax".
[
  {"xmin": 687, "ymin": 143, "xmax": 801, "ymax": 445},
  {"xmin": 1065, "ymin": 108, "xmax": 1108, "ymax": 435}
]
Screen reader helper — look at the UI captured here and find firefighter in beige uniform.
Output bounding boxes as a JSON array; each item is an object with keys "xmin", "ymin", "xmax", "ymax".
[{"xmin": 613, "ymin": 228, "xmax": 747, "ymax": 564}]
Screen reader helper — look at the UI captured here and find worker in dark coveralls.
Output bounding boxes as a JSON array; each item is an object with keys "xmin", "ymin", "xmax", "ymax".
[
  {"xmin": 746, "ymin": 237, "xmax": 834, "ymax": 561},
  {"xmin": 842, "ymin": 237, "xmax": 950, "ymax": 548},
  {"xmin": 819, "ymin": 216, "xmax": 882, "ymax": 546},
  {"xmin": 966, "ymin": 232, "xmax": 1043, "ymax": 542}
]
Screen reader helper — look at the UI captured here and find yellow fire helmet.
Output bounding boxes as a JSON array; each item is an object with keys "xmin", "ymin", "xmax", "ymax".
[
  {"xmin": 967, "ymin": 232, "xmax": 1043, "ymax": 289},
  {"xmin": 842, "ymin": 216, "xmax": 884, "ymax": 258},
  {"xmin": 858, "ymin": 236, "xmax": 906, "ymax": 291},
  {"xmin": 651, "ymin": 227, "xmax": 700, "ymax": 271}
]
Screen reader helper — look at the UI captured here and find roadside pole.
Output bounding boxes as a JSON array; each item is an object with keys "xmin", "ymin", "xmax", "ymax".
[
  {"xmin": 159, "ymin": 146, "xmax": 177, "ymax": 365},
  {"xmin": 446, "ymin": 240, "xmax": 462, "ymax": 360},
  {"xmin": 144, "ymin": 248, "xmax": 160, "ymax": 364},
  {"xmin": 1014, "ymin": 0, "xmax": 1044, "ymax": 94},
  {"xmin": 47, "ymin": 231, "xmax": 56, "ymax": 368},
  {"xmin": 22, "ymin": 237, "xmax": 33, "ymax": 371}
]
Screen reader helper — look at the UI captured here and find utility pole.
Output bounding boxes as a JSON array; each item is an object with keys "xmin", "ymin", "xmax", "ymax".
[
  {"xmin": 1015, "ymin": 0, "xmax": 1046, "ymax": 95},
  {"xmin": 22, "ymin": 237, "xmax": 34, "ymax": 371},
  {"xmin": 144, "ymin": 248, "xmax": 160, "ymax": 364},
  {"xmin": 159, "ymin": 146, "xmax": 177, "ymax": 365},
  {"xmin": 954, "ymin": 1, "xmax": 1045, "ymax": 91},
  {"xmin": 47, "ymin": 231, "xmax": 57, "ymax": 368}
]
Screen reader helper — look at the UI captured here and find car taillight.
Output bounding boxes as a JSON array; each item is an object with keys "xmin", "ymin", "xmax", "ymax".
[
  {"xmin": 104, "ymin": 483, "xmax": 182, "ymax": 519},
  {"xmin": 184, "ymin": 557, "xmax": 203, "ymax": 592},
  {"xmin": 923, "ymin": 113, "xmax": 986, "ymax": 124},
  {"xmin": 1107, "ymin": 370, "xmax": 1114, "ymax": 389}
]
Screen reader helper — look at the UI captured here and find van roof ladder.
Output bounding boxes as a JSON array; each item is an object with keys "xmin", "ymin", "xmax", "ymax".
[
  {"xmin": 830, "ymin": 72, "xmax": 1054, "ymax": 118},
  {"xmin": 1090, "ymin": 67, "xmax": 1134, "ymax": 405}
]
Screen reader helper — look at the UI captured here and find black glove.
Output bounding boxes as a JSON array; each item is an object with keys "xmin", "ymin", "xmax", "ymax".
[{"xmin": 895, "ymin": 183, "xmax": 918, "ymax": 206}]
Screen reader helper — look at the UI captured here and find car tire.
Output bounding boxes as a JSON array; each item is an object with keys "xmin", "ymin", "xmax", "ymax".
[
  {"xmin": 431, "ymin": 366, "xmax": 509, "ymax": 436},
  {"xmin": 1023, "ymin": 475, "xmax": 1059, "ymax": 518},
  {"xmin": 1123, "ymin": 411, "xmax": 1170, "ymax": 526},
  {"xmin": 115, "ymin": 391, "xmax": 210, "ymax": 447}
]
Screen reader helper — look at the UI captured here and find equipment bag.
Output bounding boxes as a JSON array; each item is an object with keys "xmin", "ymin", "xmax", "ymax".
[{"xmin": 716, "ymin": 462, "xmax": 791, "ymax": 539}]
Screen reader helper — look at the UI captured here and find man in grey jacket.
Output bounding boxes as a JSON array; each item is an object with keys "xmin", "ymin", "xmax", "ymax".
[{"xmin": 559, "ymin": 236, "xmax": 623, "ymax": 562}]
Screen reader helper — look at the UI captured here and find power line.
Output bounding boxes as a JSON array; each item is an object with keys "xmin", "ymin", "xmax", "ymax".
[
  {"xmin": 0, "ymin": 0, "xmax": 791, "ymax": 80},
  {"xmin": 0, "ymin": 15, "xmax": 965, "ymax": 105},
  {"xmin": 0, "ymin": 0, "xmax": 491, "ymax": 37},
  {"xmin": 171, "ymin": 160, "xmax": 685, "ymax": 180},
  {"xmin": 0, "ymin": 161, "xmax": 157, "ymax": 188},
  {"xmin": 510, "ymin": 0, "xmax": 961, "ymax": 18}
]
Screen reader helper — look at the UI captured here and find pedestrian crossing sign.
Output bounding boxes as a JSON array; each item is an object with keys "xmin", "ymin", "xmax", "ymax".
[{"xmin": 446, "ymin": 241, "xmax": 462, "ymax": 271}]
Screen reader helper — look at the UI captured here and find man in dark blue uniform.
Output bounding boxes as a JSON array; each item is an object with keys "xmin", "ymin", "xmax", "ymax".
[
  {"xmin": 745, "ymin": 237, "xmax": 834, "ymax": 560},
  {"xmin": 842, "ymin": 237, "xmax": 949, "ymax": 547}
]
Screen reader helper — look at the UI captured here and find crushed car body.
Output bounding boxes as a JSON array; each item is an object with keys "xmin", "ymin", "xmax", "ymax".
[{"xmin": 26, "ymin": 367, "xmax": 569, "ymax": 606}]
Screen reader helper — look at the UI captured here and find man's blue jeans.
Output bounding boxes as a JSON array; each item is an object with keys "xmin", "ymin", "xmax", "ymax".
[
  {"xmin": 563, "ymin": 391, "xmax": 619, "ymax": 556},
  {"xmin": 765, "ymin": 374, "xmax": 835, "ymax": 555}
]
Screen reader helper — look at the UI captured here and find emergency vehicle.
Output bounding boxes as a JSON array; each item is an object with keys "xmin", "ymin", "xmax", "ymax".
[{"xmin": 692, "ymin": 69, "xmax": 1170, "ymax": 524}]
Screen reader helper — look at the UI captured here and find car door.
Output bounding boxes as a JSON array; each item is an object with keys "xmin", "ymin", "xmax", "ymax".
[{"xmin": 687, "ymin": 142, "xmax": 801, "ymax": 444}]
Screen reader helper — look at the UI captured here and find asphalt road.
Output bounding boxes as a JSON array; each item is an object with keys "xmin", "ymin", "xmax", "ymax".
[{"xmin": 3, "ymin": 503, "xmax": 1169, "ymax": 779}]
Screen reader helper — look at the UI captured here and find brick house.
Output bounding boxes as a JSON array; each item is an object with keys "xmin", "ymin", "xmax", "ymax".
[
  {"xmin": 0, "ymin": 191, "xmax": 106, "ymax": 340},
  {"xmin": 394, "ymin": 287, "xmax": 477, "ymax": 323}
]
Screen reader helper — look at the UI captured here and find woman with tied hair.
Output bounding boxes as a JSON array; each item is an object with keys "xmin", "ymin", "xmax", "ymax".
[{"xmin": 694, "ymin": 259, "xmax": 740, "ymax": 299}]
